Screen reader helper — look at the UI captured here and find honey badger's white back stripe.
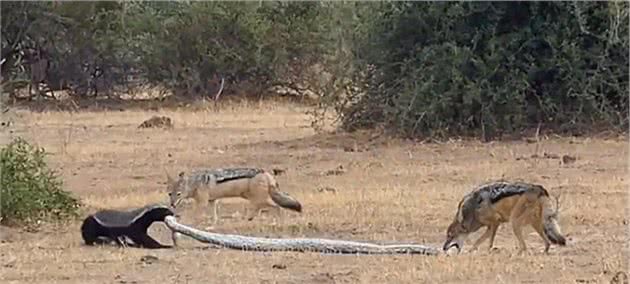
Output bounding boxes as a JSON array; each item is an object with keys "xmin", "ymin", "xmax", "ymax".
[{"xmin": 92, "ymin": 204, "xmax": 173, "ymax": 227}]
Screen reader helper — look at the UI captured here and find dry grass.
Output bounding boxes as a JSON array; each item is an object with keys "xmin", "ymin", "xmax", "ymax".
[{"xmin": 0, "ymin": 100, "xmax": 628, "ymax": 284}]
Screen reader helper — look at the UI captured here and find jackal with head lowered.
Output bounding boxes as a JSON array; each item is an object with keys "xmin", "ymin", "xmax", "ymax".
[
  {"xmin": 443, "ymin": 181, "xmax": 566, "ymax": 254},
  {"xmin": 166, "ymin": 167, "xmax": 302, "ymax": 225}
]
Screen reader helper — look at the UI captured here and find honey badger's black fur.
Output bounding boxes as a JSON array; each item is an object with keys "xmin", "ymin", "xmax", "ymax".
[{"xmin": 81, "ymin": 204, "xmax": 175, "ymax": 249}]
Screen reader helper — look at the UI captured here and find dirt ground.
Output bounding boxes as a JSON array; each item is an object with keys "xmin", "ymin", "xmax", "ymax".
[{"xmin": 0, "ymin": 100, "xmax": 628, "ymax": 284}]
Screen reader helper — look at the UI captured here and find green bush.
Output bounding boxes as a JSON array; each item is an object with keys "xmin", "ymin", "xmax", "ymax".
[
  {"xmin": 321, "ymin": 2, "xmax": 629, "ymax": 139},
  {"xmin": 0, "ymin": 137, "xmax": 80, "ymax": 226},
  {"xmin": 1, "ymin": 2, "xmax": 335, "ymax": 99}
]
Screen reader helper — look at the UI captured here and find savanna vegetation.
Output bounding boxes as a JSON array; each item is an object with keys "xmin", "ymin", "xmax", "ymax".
[
  {"xmin": 0, "ymin": 137, "xmax": 80, "ymax": 226},
  {"xmin": 0, "ymin": 3, "xmax": 628, "ymax": 282},
  {"xmin": 2, "ymin": 1, "xmax": 628, "ymax": 138}
]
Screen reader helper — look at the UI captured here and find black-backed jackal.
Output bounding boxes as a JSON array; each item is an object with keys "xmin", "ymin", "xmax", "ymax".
[
  {"xmin": 166, "ymin": 168, "xmax": 302, "ymax": 225},
  {"xmin": 443, "ymin": 181, "xmax": 567, "ymax": 254}
]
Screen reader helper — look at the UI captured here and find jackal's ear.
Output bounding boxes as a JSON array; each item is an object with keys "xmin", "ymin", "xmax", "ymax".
[{"xmin": 164, "ymin": 168, "xmax": 173, "ymax": 182}]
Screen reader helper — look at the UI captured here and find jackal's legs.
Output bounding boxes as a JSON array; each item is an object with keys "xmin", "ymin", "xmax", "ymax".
[
  {"xmin": 247, "ymin": 203, "xmax": 264, "ymax": 221},
  {"xmin": 511, "ymin": 218, "xmax": 528, "ymax": 254},
  {"xmin": 208, "ymin": 200, "xmax": 219, "ymax": 225},
  {"xmin": 192, "ymin": 201, "xmax": 206, "ymax": 225},
  {"xmin": 471, "ymin": 224, "xmax": 499, "ymax": 251},
  {"xmin": 509, "ymin": 196, "xmax": 532, "ymax": 254},
  {"xmin": 472, "ymin": 207, "xmax": 503, "ymax": 251},
  {"xmin": 267, "ymin": 205, "xmax": 284, "ymax": 225},
  {"xmin": 471, "ymin": 226, "xmax": 493, "ymax": 251},
  {"xmin": 487, "ymin": 224, "xmax": 499, "ymax": 249}
]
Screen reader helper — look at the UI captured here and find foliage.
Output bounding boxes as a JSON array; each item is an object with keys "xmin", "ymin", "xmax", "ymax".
[
  {"xmin": 1, "ymin": 1, "xmax": 627, "ymax": 139},
  {"xmin": 1, "ymin": 1, "xmax": 334, "ymax": 99},
  {"xmin": 322, "ymin": 2, "xmax": 629, "ymax": 138},
  {"xmin": 0, "ymin": 137, "xmax": 80, "ymax": 226}
]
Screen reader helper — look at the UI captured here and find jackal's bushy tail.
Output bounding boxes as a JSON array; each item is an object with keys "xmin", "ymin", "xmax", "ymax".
[
  {"xmin": 541, "ymin": 196, "xmax": 566, "ymax": 246},
  {"xmin": 264, "ymin": 172, "xmax": 302, "ymax": 213},
  {"xmin": 270, "ymin": 189, "xmax": 302, "ymax": 212}
]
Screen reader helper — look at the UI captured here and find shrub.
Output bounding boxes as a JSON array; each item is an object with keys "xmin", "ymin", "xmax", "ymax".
[
  {"xmin": 319, "ymin": 2, "xmax": 629, "ymax": 139},
  {"xmin": 0, "ymin": 137, "xmax": 80, "ymax": 226}
]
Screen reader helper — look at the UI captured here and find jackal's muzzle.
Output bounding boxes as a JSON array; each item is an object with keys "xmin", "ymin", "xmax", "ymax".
[
  {"xmin": 442, "ymin": 235, "xmax": 464, "ymax": 253},
  {"xmin": 168, "ymin": 192, "xmax": 183, "ymax": 208},
  {"xmin": 443, "ymin": 239, "xmax": 461, "ymax": 253}
]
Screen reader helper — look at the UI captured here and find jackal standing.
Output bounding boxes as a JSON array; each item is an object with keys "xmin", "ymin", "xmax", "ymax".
[
  {"xmin": 443, "ymin": 181, "xmax": 567, "ymax": 254},
  {"xmin": 166, "ymin": 168, "xmax": 302, "ymax": 225}
]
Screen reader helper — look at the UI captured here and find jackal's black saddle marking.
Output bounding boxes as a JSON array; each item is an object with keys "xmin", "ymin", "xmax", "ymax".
[
  {"xmin": 189, "ymin": 167, "xmax": 265, "ymax": 185},
  {"xmin": 81, "ymin": 204, "xmax": 175, "ymax": 249},
  {"xmin": 214, "ymin": 167, "xmax": 264, "ymax": 184}
]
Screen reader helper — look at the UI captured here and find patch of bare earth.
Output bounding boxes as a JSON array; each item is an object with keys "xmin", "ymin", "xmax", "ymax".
[{"xmin": 0, "ymin": 101, "xmax": 628, "ymax": 283}]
